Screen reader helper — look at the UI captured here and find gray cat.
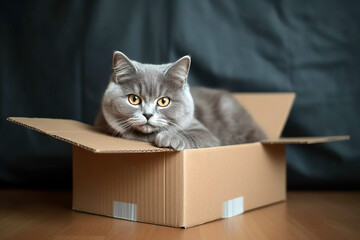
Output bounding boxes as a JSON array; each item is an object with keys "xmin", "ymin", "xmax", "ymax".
[{"xmin": 95, "ymin": 51, "xmax": 267, "ymax": 150}]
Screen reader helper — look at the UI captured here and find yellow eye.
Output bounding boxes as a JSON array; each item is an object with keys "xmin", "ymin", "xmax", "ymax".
[
  {"xmin": 128, "ymin": 94, "xmax": 141, "ymax": 105},
  {"xmin": 157, "ymin": 97, "xmax": 170, "ymax": 107}
]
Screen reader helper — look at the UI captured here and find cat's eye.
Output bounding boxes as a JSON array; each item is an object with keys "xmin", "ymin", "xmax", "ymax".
[
  {"xmin": 128, "ymin": 94, "xmax": 141, "ymax": 105},
  {"xmin": 157, "ymin": 97, "xmax": 170, "ymax": 107}
]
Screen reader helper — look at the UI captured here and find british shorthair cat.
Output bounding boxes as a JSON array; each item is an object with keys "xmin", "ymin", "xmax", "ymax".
[{"xmin": 95, "ymin": 51, "xmax": 266, "ymax": 150}]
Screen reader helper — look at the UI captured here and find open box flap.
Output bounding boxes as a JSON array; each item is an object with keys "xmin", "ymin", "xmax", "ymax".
[
  {"xmin": 232, "ymin": 93, "xmax": 295, "ymax": 138},
  {"xmin": 261, "ymin": 136, "xmax": 350, "ymax": 145},
  {"xmin": 8, "ymin": 93, "xmax": 295, "ymax": 153},
  {"xmin": 7, "ymin": 117, "xmax": 174, "ymax": 153}
]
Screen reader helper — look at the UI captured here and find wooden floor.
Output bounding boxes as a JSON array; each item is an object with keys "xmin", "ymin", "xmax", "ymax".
[{"xmin": 0, "ymin": 190, "xmax": 359, "ymax": 240}]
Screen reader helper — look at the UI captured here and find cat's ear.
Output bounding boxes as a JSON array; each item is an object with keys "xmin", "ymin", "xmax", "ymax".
[
  {"xmin": 112, "ymin": 51, "xmax": 137, "ymax": 83},
  {"xmin": 164, "ymin": 55, "xmax": 191, "ymax": 87}
]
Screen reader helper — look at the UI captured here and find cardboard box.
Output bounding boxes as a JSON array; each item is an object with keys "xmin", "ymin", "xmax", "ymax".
[{"xmin": 7, "ymin": 93, "xmax": 349, "ymax": 228}]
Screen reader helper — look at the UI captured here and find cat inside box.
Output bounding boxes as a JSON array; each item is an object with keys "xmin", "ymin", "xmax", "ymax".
[{"xmin": 95, "ymin": 51, "xmax": 266, "ymax": 150}]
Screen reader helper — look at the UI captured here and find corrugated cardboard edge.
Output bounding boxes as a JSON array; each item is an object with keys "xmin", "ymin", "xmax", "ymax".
[
  {"xmin": 7, "ymin": 117, "xmax": 173, "ymax": 153},
  {"xmin": 262, "ymin": 136, "xmax": 350, "ymax": 144}
]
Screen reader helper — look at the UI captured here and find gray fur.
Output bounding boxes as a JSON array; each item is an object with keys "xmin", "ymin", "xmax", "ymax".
[{"xmin": 95, "ymin": 51, "xmax": 267, "ymax": 150}]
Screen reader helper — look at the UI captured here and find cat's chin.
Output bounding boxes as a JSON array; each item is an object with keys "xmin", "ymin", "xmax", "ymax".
[{"xmin": 136, "ymin": 124, "xmax": 156, "ymax": 134}]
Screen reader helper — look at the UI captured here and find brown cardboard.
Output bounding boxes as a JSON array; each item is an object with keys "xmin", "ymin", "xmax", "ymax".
[
  {"xmin": 182, "ymin": 143, "xmax": 286, "ymax": 227},
  {"xmin": 71, "ymin": 143, "xmax": 286, "ymax": 228},
  {"xmin": 232, "ymin": 93, "xmax": 295, "ymax": 138},
  {"xmin": 262, "ymin": 136, "xmax": 350, "ymax": 144},
  {"xmin": 7, "ymin": 93, "xmax": 296, "ymax": 153},
  {"xmin": 72, "ymin": 147, "xmax": 186, "ymax": 226},
  {"xmin": 7, "ymin": 93, "xmax": 349, "ymax": 228},
  {"xmin": 7, "ymin": 117, "xmax": 172, "ymax": 153}
]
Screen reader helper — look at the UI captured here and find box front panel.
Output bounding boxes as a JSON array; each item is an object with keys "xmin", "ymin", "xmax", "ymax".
[{"xmin": 72, "ymin": 146, "xmax": 166, "ymax": 225}]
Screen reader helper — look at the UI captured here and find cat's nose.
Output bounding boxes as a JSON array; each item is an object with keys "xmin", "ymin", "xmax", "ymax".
[{"xmin": 143, "ymin": 113, "xmax": 153, "ymax": 120}]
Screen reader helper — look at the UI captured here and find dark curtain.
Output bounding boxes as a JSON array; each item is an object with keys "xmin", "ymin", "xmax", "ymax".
[{"xmin": 1, "ymin": 0, "xmax": 359, "ymax": 189}]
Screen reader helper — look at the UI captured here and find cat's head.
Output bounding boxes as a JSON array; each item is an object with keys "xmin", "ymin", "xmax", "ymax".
[{"xmin": 101, "ymin": 51, "xmax": 195, "ymax": 135}]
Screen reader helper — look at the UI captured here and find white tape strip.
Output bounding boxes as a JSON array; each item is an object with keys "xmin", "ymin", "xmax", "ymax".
[
  {"xmin": 113, "ymin": 201, "xmax": 137, "ymax": 221},
  {"xmin": 222, "ymin": 196, "xmax": 244, "ymax": 218}
]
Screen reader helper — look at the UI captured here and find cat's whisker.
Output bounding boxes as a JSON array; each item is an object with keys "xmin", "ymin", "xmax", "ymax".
[
  {"xmin": 155, "ymin": 120, "xmax": 173, "ymax": 132},
  {"xmin": 104, "ymin": 118, "xmax": 136, "ymax": 136},
  {"xmin": 160, "ymin": 123, "xmax": 179, "ymax": 135},
  {"xmin": 166, "ymin": 121, "xmax": 186, "ymax": 133},
  {"xmin": 116, "ymin": 120, "xmax": 134, "ymax": 133},
  {"xmin": 102, "ymin": 121, "xmax": 120, "ymax": 136}
]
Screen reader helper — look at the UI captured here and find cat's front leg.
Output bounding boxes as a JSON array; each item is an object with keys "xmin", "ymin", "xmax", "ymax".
[{"xmin": 155, "ymin": 119, "xmax": 220, "ymax": 150}]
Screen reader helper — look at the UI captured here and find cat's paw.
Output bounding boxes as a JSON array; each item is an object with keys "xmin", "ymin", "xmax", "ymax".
[{"xmin": 155, "ymin": 131, "xmax": 186, "ymax": 151}]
